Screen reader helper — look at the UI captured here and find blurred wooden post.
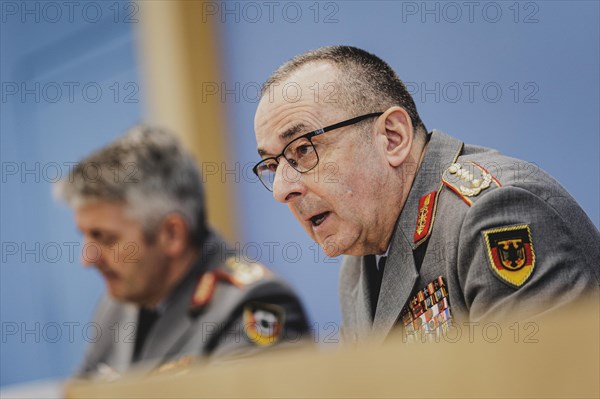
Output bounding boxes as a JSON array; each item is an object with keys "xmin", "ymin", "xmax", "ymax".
[{"xmin": 136, "ymin": 0, "xmax": 238, "ymax": 242}]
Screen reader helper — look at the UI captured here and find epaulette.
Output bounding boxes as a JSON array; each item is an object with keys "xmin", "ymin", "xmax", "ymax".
[
  {"xmin": 189, "ymin": 257, "xmax": 271, "ymax": 316},
  {"xmin": 441, "ymin": 161, "xmax": 501, "ymax": 206}
]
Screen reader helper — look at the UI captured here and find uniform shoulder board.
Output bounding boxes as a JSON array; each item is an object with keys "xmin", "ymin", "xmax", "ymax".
[
  {"xmin": 189, "ymin": 258, "xmax": 271, "ymax": 316},
  {"xmin": 441, "ymin": 161, "xmax": 501, "ymax": 206},
  {"xmin": 217, "ymin": 257, "xmax": 271, "ymax": 288}
]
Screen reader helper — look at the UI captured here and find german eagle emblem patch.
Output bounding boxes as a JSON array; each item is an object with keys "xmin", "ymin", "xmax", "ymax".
[
  {"xmin": 243, "ymin": 303, "xmax": 284, "ymax": 346},
  {"xmin": 483, "ymin": 224, "xmax": 535, "ymax": 288}
]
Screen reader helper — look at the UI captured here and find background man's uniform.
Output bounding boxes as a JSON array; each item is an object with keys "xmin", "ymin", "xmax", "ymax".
[
  {"xmin": 340, "ymin": 131, "xmax": 600, "ymax": 344},
  {"xmin": 78, "ymin": 230, "xmax": 309, "ymax": 377}
]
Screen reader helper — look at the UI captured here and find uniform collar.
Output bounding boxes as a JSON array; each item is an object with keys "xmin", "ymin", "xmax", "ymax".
[
  {"xmin": 394, "ymin": 130, "xmax": 464, "ymax": 250},
  {"xmin": 369, "ymin": 131, "xmax": 464, "ymax": 341}
]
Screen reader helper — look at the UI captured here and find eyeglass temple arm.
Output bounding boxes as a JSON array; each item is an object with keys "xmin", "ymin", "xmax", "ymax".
[{"xmin": 316, "ymin": 112, "xmax": 384, "ymax": 136}]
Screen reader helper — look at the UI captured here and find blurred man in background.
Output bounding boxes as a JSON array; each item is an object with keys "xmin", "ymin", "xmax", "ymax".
[
  {"xmin": 56, "ymin": 125, "xmax": 309, "ymax": 378},
  {"xmin": 252, "ymin": 46, "xmax": 600, "ymax": 344}
]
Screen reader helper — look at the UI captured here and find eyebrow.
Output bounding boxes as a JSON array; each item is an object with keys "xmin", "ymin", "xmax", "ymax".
[
  {"xmin": 279, "ymin": 123, "xmax": 308, "ymax": 141},
  {"xmin": 257, "ymin": 123, "xmax": 309, "ymax": 157}
]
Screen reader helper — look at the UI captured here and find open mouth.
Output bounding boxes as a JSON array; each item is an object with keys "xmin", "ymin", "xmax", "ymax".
[{"xmin": 310, "ymin": 211, "xmax": 330, "ymax": 227}]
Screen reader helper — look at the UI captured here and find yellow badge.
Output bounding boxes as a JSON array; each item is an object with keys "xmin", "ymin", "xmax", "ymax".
[
  {"xmin": 243, "ymin": 303, "xmax": 284, "ymax": 346},
  {"xmin": 483, "ymin": 224, "xmax": 535, "ymax": 288}
]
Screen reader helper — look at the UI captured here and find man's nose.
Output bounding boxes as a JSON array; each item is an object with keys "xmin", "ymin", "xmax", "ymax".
[
  {"xmin": 80, "ymin": 239, "xmax": 103, "ymax": 267},
  {"xmin": 272, "ymin": 159, "xmax": 306, "ymax": 203}
]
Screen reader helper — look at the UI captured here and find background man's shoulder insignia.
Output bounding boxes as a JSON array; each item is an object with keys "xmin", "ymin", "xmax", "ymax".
[
  {"xmin": 221, "ymin": 257, "xmax": 270, "ymax": 287},
  {"xmin": 189, "ymin": 258, "xmax": 272, "ymax": 315}
]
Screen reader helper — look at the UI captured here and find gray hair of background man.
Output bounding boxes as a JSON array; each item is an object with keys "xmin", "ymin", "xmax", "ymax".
[
  {"xmin": 54, "ymin": 125, "xmax": 208, "ymax": 245},
  {"xmin": 261, "ymin": 45, "xmax": 427, "ymax": 136}
]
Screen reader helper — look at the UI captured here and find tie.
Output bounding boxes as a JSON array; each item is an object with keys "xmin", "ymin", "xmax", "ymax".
[{"xmin": 132, "ymin": 307, "xmax": 160, "ymax": 363}]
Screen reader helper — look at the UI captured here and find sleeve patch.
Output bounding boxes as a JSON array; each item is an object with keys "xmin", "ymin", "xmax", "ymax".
[
  {"xmin": 243, "ymin": 303, "xmax": 284, "ymax": 347},
  {"xmin": 483, "ymin": 224, "xmax": 536, "ymax": 288}
]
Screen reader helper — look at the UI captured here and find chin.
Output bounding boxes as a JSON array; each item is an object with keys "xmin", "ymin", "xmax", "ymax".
[
  {"xmin": 106, "ymin": 284, "xmax": 128, "ymax": 303},
  {"xmin": 107, "ymin": 292, "xmax": 129, "ymax": 303},
  {"xmin": 107, "ymin": 291, "xmax": 125, "ymax": 302},
  {"xmin": 323, "ymin": 247, "xmax": 342, "ymax": 258},
  {"xmin": 319, "ymin": 238, "xmax": 346, "ymax": 258}
]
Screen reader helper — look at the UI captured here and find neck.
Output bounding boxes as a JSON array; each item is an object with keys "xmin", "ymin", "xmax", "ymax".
[
  {"xmin": 375, "ymin": 135, "xmax": 429, "ymax": 254},
  {"xmin": 143, "ymin": 248, "xmax": 198, "ymax": 308}
]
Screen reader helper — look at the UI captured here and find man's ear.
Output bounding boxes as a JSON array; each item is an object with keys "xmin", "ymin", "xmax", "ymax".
[
  {"xmin": 377, "ymin": 106, "xmax": 413, "ymax": 167},
  {"xmin": 156, "ymin": 214, "xmax": 188, "ymax": 257}
]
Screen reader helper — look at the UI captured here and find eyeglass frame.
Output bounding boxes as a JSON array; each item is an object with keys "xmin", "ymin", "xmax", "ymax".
[{"xmin": 252, "ymin": 112, "xmax": 384, "ymax": 191}]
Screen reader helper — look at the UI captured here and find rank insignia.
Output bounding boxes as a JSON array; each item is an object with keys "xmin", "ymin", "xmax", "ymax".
[
  {"xmin": 189, "ymin": 272, "xmax": 218, "ymax": 316},
  {"xmin": 442, "ymin": 161, "xmax": 501, "ymax": 206},
  {"xmin": 483, "ymin": 224, "xmax": 535, "ymax": 288},
  {"xmin": 223, "ymin": 258, "xmax": 268, "ymax": 287},
  {"xmin": 243, "ymin": 303, "xmax": 284, "ymax": 346},
  {"xmin": 414, "ymin": 191, "xmax": 438, "ymax": 244},
  {"xmin": 189, "ymin": 258, "xmax": 271, "ymax": 316}
]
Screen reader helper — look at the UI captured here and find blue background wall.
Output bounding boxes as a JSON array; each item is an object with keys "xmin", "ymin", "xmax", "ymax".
[
  {"xmin": 1, "ymin": 0, "xmax": 598, "ymax": 387},
  {"xmin": 222, "ymin": 0, "xmax": 599, "ymax": 346},
  {"xmin": 1, "ymin": 1, "xmax": 142, "ymax": 386}
]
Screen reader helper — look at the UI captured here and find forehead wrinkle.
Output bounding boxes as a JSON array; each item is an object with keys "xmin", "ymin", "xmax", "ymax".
[
  {"xmin": 255, "ymin": 89, "xmax": 333, "ymax": 157},
  {"xmin": 257, "ymin": 123, "xmax": 310, "ymax": 157}
]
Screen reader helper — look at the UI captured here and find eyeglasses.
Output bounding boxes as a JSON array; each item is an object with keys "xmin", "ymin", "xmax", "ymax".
[{"xmin": 253, "ymin": 112, "xmax": 383, "ymax": 191}]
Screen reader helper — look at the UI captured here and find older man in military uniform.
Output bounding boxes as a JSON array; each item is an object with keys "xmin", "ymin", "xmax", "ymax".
[
  {"xmin": 252, "ymin": 46, "xmax": 599, "ymax": 344},
  {"xmin": 55, "ymin": 126, "xmax": 309, "ymax": 378}
]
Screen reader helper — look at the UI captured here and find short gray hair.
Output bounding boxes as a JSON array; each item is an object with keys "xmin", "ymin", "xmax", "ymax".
[
  {"xmin": 262, "ymin": 45, "xmax": 427, "ymax": 135},
  {"xmin": 54, "ymin": 125, "xmax": 208, "ymax": 245}
]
